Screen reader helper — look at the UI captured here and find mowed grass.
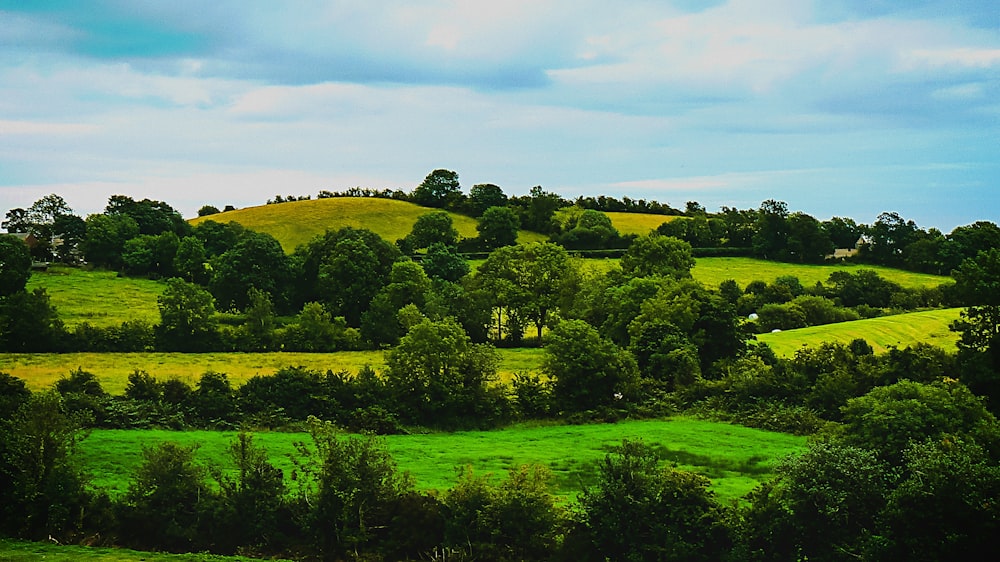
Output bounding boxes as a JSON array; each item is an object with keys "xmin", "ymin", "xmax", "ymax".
[
  {"xmin": 0, "ymin": 539, "xmax": 290, "ymax": 561},
  {"xmin": 605, "ymin": 212, "xmax": 683, "ymax": 235},
  {"xmin": 25, "ymin": 266, "xmax": 164, "ymax": 328},
  {"xmin": 693, "ymin": 257, "xmax": 951, "ymax": 289},
  {"xmin": 757, "ymin": 308, "xmax": 963, "ymax": 357},
  {"xmin": 0, "ymin": 348, "xmax": 546, "ymax": 394},
  {"xmin": 79, "ymin": 418, "xmax": 806, "ymax": 503},
  {"xmin": 189, "ymin": 197, "xmax": 547, "ymax": 252}
]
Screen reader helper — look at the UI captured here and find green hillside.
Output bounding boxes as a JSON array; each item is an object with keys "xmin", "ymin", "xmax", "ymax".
[
  {"xmin": 756, "ymin": 307, "xmax": 963, "ymax": 357},
  {"xmin": 189, "ymin": 197, "xmax": 547, "ymax": 252},
  {"xmin": 26, "ymin": 266, "xmax": 164, "ymax": 328},
  {"xmin": 605, "ymin": 211, "xmax": 683, "ymax": 235},
  {"xmin": 693, "ymin": 257, "xmax": 951, "ymax": 289}
]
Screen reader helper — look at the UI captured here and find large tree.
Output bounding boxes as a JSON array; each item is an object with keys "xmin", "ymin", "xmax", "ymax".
[
  {"xmin": 476, "ymin": 205, "xmax": 520, "ymax": 250},
  {"xmin": 620, "ymin": 234, "xmax": 694, "ymax": 279},
  {"xmin": 0, "ymin": 234, "xmax": 31, "ymax": 297},
  {"xmin": 155, "ymin": 278, "xmax": 219, "ymax": 352},
  {"xmin": 399, "ymin": 210, "xmax": 459, "ymax": 252},
  {"xmin": 543, "ymin": 319, "xmax": 638, "ymax": 412},
  {"xmin": 412, "ymin": 169, "xmax": 461, "ymax": 209},
  {"xmin": 209, "ymin": 231, "xmax": 292, "ymax": 312}
]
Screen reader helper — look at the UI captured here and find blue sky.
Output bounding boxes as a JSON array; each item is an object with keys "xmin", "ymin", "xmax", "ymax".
[{"xmin": 1, "ymin": 0, "xmax": 997, "ymax": 231}]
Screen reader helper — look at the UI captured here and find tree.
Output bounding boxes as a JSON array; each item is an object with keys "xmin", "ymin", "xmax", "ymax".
[
  {"xmin": 752, "ymin": 199, "xmax": 789, "ymax": 259},
  {"xmin": 512, "ymin": 185, "xmax": 566, "ymax": 234},
  {"xmin": 0, "ymin": 234, "xmax": 31, "ymax": 296},
  {"xmin": 400, "ymin": 210, "xmax": 459, "ymax": 251},
  {"xmin": 620, "ymin": 234, "xmax": 695, "ymax": 279},
  {"xmin": 121, "ymin": 442, "xmax": 214, "ymax": 551},
  {"xmin": 173, "ymin": 236, "xmax": 209, "ymax": 284},
  {"xmin": 412, "ymin": 169, "xmax": 461, "ymax": 209},
  {"xmin": 2, "ymin": 208, "xmax": 30, "ymax": 233},
  {"xmin": 215, "ymin": 432, "xmax": 287, "ymax": 553},
  {"xmin": 0, "ymin": 391, "xmax": 92, "ymax": 541},
  {"xmin": 823, "ymin": 216, "xmax": 864, "ymax": 249},
  {"xmin": 105, "ymin": 195, "xmax": 190, "ymax": 237},
  {"xmin": 863, "ymin": 211, "xmax": 920, "ymax": 266},
  {"xmin": 786, "ymin": 212, "xmax": 834, "ymax": 263},
  {"xmin": 421, "ymin": 242, "xmax": 470, "ymax": 282},
  {"xmin": 385, "ymin": 317, "xmax": 505, "ymax": 427},
  {"xmin": 209, "ymin": 231, "xmax": 292, "ymax": 312},
  {"xmin": 572, "ymin": 439, "xmax": 731, "ymax": 562},
  {"xmin": 122, "ymin": 232, "xmax": 180, "ymax": 277},
  {"xmin": 0, "ymin": 288, "xmax": 64, "ymax": 352},
  {"xmin": 197, "ymin": 205, "xmax": 220, "ymax": 217},
  {"xmin": 82, "ymin": 213, "xmax": 140, "ymax": 269},
  {"xmin": 468, "ymin": 183, "xmax": 507, "ymax": 216},
  {"xmin": 476, "ymin": 205, "xmax": 520, "ymax": 250},
  {"xmin": 951, "ymin": 248, "xmax": 1000, "ymax": 352},
  {"xmin": 155, "ymin": 278, "xmax": 219, "ymax": 352},
  {"xmin": 543, "ymin": 319, "xmax": 638, "ymax": 412}
]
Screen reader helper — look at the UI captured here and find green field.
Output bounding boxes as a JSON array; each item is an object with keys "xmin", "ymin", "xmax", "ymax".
[
  {"xmin": 189, "ymin": 197, "xmax": 547, "ymax": 252},
  {"xmin": 0, "ymin": 348, "xmax": 546, "ymax": 393},
  {"xmin": 757, "ymin": 307, "xmax": 963, "ymax": 357},
  {"xmin": 79, "ymin": 418, "xmax": 806, "ymax": 503},
  {"xmin": 0, "ymin": 539, "xmax": 290, "ymax": 561},
  {"xmin": 25, "ymin": 266, "xmax": 164, "ymax": 328},
  {"xmin": 693, "ymin": 257, "xmax": 951, "ymax": 289},
  {"xmin": 605, "ymin": 211, "xmax": 682, "ymax": 235}
]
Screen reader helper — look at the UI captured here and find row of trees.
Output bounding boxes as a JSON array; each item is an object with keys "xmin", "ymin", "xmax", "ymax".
[{"xmin": 1, "ymin": 372, "xmax": 997, "ymax": 560}]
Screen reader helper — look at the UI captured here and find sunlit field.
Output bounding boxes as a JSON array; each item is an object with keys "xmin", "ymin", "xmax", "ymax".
[
  {"xmin": 25, "ymin": 266, "xmax": 164, "ymax": 328},
  {"xmin": 605, "ymin": 211, "xmax": 683, "ymax": 235}
]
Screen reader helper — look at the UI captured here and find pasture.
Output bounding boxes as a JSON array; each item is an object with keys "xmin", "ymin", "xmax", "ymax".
[
  {"xmin": 25, "ymin": 266, "xmax": 164, "ymax": 328},
  {"xmin": 757, "ymin": 307, "xmax": 963, "ymax": 357},
  {"xmin": 79, "ymin": 418, "xmax": 806, "ymax": 503},
  {"xmin": 0, "ymin": 348, "xmax": 546, "ymax": 393},
  {"xmin": 605, "ymin": 211, "xmax": 682, "ymax": 235},
  {"xmin": 189, "ymin": 197, "xmax": 547, "ymax": 252},
  {"xmin": 692, "ymin": 257, "xmax": 951, "ymax": 289}
]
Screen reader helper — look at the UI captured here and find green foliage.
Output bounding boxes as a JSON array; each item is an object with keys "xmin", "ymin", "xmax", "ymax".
[
  {"xmin": 444, "ymin": 465, "xmax": 562, "ymax": 561},
  {"xmin": 120, "ymin": 441, "xmax": 214, "ymax": 552},
  {"xmin": 737, "ymin": 442, "xmax": 891, "ymax": 562},
  {"xmin": 544, "ymin": 319, "xmax": 639, "ymax": 412},
  {"xmin": 0, "ymin": 234, "xmax": 31, "ymax": 296},
  {"xmin": 209, "ymin": 230, "xmax": 291, "ymax": 313},
  {"xmin": 82, "ymin": 213, "xmax": 140, "ymax": 269},
  {"xmin": 122, "ymin": 232, "xmax": 180, "ymax": 278},
  {"xmin": 571, "ymin": 439, "xmax": 731, "ymax": 562},
  {"xmin": 401, "ymin": 210, "xmax": 459, "ymax": 251},
  {"xmin": 468, "ymin": 183, "xmax": 508, "ymax": 216},
  {"xmin": 0, "ymin": 288, "xmax": 65, "ymax": 352},
  {"xmin": 156, "ymin": 278, "xmax": 219, "ymax": 352},
  {"xmin": 421, "ymin": 241, "xmax": 470, "ymax": 282},
  {"xmin": 620, "ymin": 234, "xmax": 695, "ymax": 279},
  {"xmin": 214, "ymin": 433, "xmax": 289, "ymax": 553},
  {"xmin": 412, "ymin": 168, "xmax": 462, "ymax": 209},
  {"xmin": 477, "ymin": 205, "xmax": 521, "ymax": 249}
]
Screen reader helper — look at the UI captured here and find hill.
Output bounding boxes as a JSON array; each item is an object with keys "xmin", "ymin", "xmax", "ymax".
[
  {"xmin": 693, "ymin": 257, "xmax": 950, "ymax": 289},
  {"xmin": 25, "ymin": 266, "xmax": 164, "ymax": 328},
  {"xmin": 189, "ymin": 197, "xmax": 547, "ymax": 252},
  {"xmin": 756, "ymin": 307, "xmax": 962, "ymax": 357},
  {"xmin": 605, "ymin": 211, "xmax": 682, "ymax": 235}
]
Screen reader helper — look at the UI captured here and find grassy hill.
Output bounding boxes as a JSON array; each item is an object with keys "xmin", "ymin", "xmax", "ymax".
[
  {"xmin": 189, "ymin": 197, "xmax": 547, "ymax": 252},
  {"xmin": 26, "ymin": 266, "xmax": 164, "ymax": 328},
  {"xmin": 605, "ymin": 211, "xmax": 683, "ymax": 235},
  {"xmin": 693, "ymin": 257, "xmax": 951, "ymax": 289},
  {"xmin": 756, "ymin": 307, "xmax": 963, "ymax": 357}
]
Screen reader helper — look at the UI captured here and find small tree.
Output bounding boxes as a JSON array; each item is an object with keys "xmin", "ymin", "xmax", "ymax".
[
  {"xmin": 543, "ymin": 319, "xmax": 639, "ymax": 413},
  {"xmin": 156, "ymin": 278, "xmax": 219, "ymax": 352},
  {"xmin": 0, "ymin": 234, "xmax": 31, "ymax": 297},
  {"xmin": 620, "ymin": 234, "xmax": 695, "ymax": 279},
  {"xmin": 477, "ymin": 206, "xmax": 520, "ymax": 250}
]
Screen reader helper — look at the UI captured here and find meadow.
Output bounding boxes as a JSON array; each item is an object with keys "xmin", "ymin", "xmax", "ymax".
[
  {"xmin": 189, "ymin": 197, "xmax": 547, "ymax": 252},
  {"xmin": 0, "ymin": 539, "xmax": 292, "ymax": 561},
  {"xmin": 756, "ymin": 307, "xmax": 963, "ymax": 357},
  {"xmin": 25, "ymin": 266, "xmax": 164, "ymax": 328},
  {"xmin": 605, "ymin": 211, "xmax": 682, "ymax": 235},
  {"xmin": 692, "ymin": 257, "xmax": 951, "ymax": 289},
  {"xmin": 79, "ymin": 418, "xmax": 806, "ymax": 503},
  {"xmin": 0, "ymin": 348, "xmax": 547, "ymax": 393}
]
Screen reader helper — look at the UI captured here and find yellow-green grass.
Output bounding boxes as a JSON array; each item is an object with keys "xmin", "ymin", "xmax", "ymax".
[
  {"xmin": 79, "ymin": 418, "xmax": 806, "ymax": 503},
  {"xmin": 693, "ymin": 257, "xmax": 951, "ymax": 289},
  {"xmin": 0, "ymin": 539, "xmax": 290, "ymax": 561},
  {"xmin": 605, "ymin": 211, "xmax": 683, "ymax": 236},
  {"xmin": 25, "ymin": 266, "xmax": 165, "ymax": 328},
  {"xmin": 190, "ymin": 197, "xmax": 547, "ymax": 252},
  {"xmin": 0, "ymin": 348, "xmax": 546, "ymax": 394},
  {"xmin": 757, "ymin": 308, "xmax": 963, "ymax": 357}
]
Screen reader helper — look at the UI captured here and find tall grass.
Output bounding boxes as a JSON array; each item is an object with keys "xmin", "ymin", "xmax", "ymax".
[
  {"xmin": 0, "ymin": 348, "xmax": 546, "ymax": 393},
  {"xmin": 79, "ymin": 418, "xmax": 806, "ymax": 503},
  {"xmin": 757, "ymin": 308, "xmax": 962, "ymax": 357}
]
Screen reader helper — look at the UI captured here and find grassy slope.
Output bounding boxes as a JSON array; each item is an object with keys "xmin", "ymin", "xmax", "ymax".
[
  {"xmin": 693, "ymin": 257, "xmax": 950, "ymax": 289},
  {"xmin": 0, "ymin": 348, "xmax": 546, "ymax": 393},
  {"xmin": 605, "ymin": 211, "xmax": 683, "ymax": 235},
  {"xmin": 25, "ymin": 266, "xmax": 164, "ymax": 328},
  {"xmin": 189, "ymin": 197, "xmax": 547, "ymax": 252},
  {"xmin": 80, "ymin": 419, "xmax": 806, "ymax": 503},
  {"xmin": 757, "ymin": 308, "xmax": 963, "ymax": 357}
]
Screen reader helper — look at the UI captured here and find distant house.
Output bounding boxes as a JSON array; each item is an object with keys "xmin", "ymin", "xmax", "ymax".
[{"xmin": 828, "ymin": 236, "xmax": 864, "ymax": 260}]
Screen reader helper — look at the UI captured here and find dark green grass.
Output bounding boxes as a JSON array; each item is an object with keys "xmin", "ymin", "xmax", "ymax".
[
  {"xmin": 79, "ymin": 418, "xmax": 806, "ymax": 504},
  {"xmin": 0, "ymin": 538, "xmax": 291, "ymax": 561}
]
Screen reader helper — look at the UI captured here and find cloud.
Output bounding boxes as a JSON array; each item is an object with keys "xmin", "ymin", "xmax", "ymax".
[{"xmin": 0, "ymin": 120, "xmax": 99, "ymax": 135}]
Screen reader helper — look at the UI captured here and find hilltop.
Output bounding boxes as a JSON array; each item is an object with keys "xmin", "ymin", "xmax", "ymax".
[{"xmin": 189, "ymin": 197, "xmax": 548, "ymax": 252}]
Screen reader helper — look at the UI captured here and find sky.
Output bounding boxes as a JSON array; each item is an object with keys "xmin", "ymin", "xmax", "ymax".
[{"xmin": 0, "ymin": 0, "xmax": 997, "ymax": 231}]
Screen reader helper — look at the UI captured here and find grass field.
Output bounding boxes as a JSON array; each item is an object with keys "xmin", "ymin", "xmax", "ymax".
[
  {"xmin": 605, "ymin": 212, "xmax": 682, "ymax": 235},
  {"xmin": 0, "ymin": 539, "xmax": 291, "ymax": 561},
  {"xmin": 693, "ymin": 257, "xmax": 951, "ymax": 289},
  {"xmin": 0, "ymin": 348, "xmax": 547, "ymax": 393},
  {"xmin": 25, "ymin": 266, "xmax": 164, "ymax": 328},
  {"xmin": 189, "ymin": 197, "xmax": 547, "ymax": 252},
  {"xmin": 757, "ymin": 307, "xmax": 963, "ymax": 357},
  {"xmin": 79, "ymin": 418, "xmax": 806, "ymax": 503}
]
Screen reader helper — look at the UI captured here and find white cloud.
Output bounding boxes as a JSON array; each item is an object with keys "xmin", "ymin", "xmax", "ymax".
[{"xmin": 0, "ymin": 120, "xmax": 99, "ymax": 135}]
